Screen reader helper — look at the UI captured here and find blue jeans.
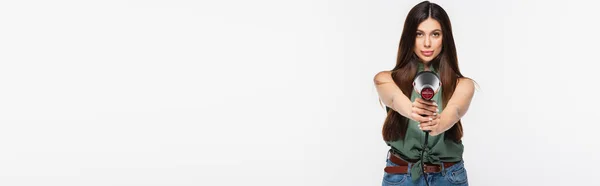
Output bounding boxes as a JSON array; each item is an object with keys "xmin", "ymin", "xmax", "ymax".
[{"xmin": 381, "ymin": 158, "xmax": 469, "ymax": 186}]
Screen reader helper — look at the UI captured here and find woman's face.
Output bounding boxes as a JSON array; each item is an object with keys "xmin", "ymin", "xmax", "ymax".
[{"xmin": 413, "ymin": 18, "xmax": 443, "ymax": 63}]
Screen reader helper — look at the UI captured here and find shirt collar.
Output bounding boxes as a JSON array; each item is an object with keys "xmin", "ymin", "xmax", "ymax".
[{"xmin": 417, "ymin": 62, "xmax": 437, "ymax": 73}]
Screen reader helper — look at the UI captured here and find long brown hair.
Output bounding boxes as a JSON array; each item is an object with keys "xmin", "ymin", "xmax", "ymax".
[{"xmin": 382, "ymin": 1, "xmax": 468, "ymax": 143}]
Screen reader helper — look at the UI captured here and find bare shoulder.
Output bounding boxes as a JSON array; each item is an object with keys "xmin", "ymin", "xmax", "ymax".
[
  {"xmin": 373, "ymin": 70, "xmax": 393, "ymax": 85},
  {"xmin": 455, "ymin": 77, "xmax": 476, "ymax": 94}
]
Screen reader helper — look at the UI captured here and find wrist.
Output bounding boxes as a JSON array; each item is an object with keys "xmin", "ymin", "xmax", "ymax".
[
  {"xmin": 405, "ymin": 105, "xmax": 415, "ymax": 121},
  {"xmin": 438, "ymin": 109, "xmax": 457, "ymax": 132}
]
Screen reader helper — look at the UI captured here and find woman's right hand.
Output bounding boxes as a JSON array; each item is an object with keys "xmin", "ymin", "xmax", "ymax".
[{"xmin": 410, "ymin": 98, "xmax": 438, "ymax": 123}]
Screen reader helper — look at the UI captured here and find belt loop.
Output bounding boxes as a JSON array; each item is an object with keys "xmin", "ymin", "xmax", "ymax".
[
  {"xmin": 441, "ymin": 162, "xmax": 446, "ymax": 176},
  {"xmin": 387, "ymin": 149, "xmax": 391, "ymax": 160}
]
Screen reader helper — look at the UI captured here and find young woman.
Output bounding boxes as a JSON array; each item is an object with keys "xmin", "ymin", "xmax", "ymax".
[{"xmin": 374, "ymin": 1, "xmax": 476, "ymax": 186}]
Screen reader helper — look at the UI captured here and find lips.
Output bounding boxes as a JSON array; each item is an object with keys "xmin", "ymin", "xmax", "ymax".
[{"xmin": 421, "ymin": 51, "xmax": 434, "ymax": 57}]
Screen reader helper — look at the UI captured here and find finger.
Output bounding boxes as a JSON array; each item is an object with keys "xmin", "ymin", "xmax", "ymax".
[
  {"xmin": 411, "ymin": 112, "xmax": 427, "ymax": 122},
  {"xmin": 416, "ymin": 98, "xmax": 437, "ymax": 107},
  {"xmin": 420, "ymin": 125, "xmax": 431, "ymax": 131},
  {"xmin": 419, "ymin": 125, "xmax": 437, "ymax": 131},
  {"xmin": 413, "ymin": 99, "xmax": 426, "ymax": 110},
  {"xmin": 411, "ymin": 107, "xmax": 423, "ymax": 115},
  {"xmin": 414, "ymin": 104, "xmax": 438, "ymax": 116},
  {"xmin": 416, "ymin": 97, "xmax": 436, "ymax": 106},
  {"xmin": 421, "ymin": 124, "xmax": 435, "ymax": 132},
  {"xmin": 420, "ymin": 123, "xmax": 433, "ymax": 128},
  {"xmin": 411, "ymin": 112, "xmax": 430, "ymax": 123},
  {"xmin": 425, "ymin": 105, "xmax": 438, "ymax": 115},
  {"xmin": 414, "ymin": 99, "xmax": 438, "ymax": 110},
  {"xmin": 420, "ymin": 118, "xmax": 435, "ymax": 127},
  {"xmin": 412, "ymin": 107, "xmax": 435, "ymax": 116},
  {"xmin": 422, "ymin": 105, "xmax": 439, "ymax": 113}
]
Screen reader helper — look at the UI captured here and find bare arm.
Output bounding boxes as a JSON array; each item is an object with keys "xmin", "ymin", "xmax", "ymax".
[
  {"xmin": 373, "ymin": 71, "xmax": 414, "ymax": 120},
  {"xmin": 436, "ymin": 78, "xmax": 476, "ymax": 134}
]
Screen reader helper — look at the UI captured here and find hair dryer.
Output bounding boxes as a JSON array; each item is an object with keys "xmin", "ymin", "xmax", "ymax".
[
  {"xmin": 412, "ymin": 70, "xmax": 441, "ymax": 186},
  {"xmin": 412, "ymin": 71, "xmax": 441, "ymax": 101},
  {"xmin": 412, "ymin": 70, "xmax": 441, "ymax": 130}
]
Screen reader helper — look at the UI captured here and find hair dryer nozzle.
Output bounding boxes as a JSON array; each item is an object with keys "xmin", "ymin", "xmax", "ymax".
[
  {"xmin": 413, "ymin": 71, "xmax": 441, "ymax": 101},
  {"xmin": 421, "ymin": 87, "xmax": 434, "ymax": 100}
]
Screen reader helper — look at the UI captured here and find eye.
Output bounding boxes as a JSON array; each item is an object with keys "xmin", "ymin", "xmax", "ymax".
[
  {"xmin": 416, "ymin": 32, "xmax": 424, "ymax": 37},
  {"xmin": 432, "ymin": 32, "xmax": 441, "ymax": 37}
]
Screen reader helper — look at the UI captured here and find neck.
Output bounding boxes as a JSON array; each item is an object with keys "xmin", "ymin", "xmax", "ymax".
[{"xmin": 421, "ymin": 62, "xmax": 432, "ymax": 71}]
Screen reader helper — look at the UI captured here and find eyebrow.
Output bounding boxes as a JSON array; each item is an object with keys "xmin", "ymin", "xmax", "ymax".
[{"xmin": 416, "ymin": 29, "xmax": 442, "ymax": 32}]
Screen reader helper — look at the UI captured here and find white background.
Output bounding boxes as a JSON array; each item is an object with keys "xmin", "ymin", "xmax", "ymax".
[{"xmin": 0, "ymin": 0, "xmax": 598, "ymax": 185}]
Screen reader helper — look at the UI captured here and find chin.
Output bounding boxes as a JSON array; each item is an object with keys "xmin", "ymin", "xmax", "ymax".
[{"xmin": 419, "ymin": 57, "xmax": 434, "ymax": 63}]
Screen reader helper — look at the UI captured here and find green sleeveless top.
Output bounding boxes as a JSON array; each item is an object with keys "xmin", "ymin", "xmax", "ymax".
[{"xmin": 385, "ymin": 62, "xmax": 464, "ymax": 181}]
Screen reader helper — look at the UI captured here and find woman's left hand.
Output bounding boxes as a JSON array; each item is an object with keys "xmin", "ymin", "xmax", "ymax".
[{"xmin": 419, "ymin": 114, "xmax": 443, "ymax": 136}]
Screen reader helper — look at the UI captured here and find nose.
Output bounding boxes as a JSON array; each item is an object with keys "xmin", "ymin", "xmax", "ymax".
[{"xmin": 424, "ymin": 36, "xmax": 431, "ymax": 48}]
